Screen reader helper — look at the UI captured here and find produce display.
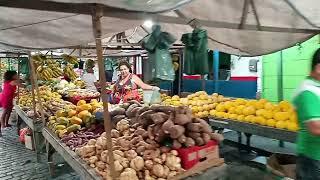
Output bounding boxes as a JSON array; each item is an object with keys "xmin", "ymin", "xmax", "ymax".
[
  {"xmin": 65, "ymin": 89, "xmax": 100, "ymax": 99},
  {"xmin": 18, "ymin": 86, "xmax": 75, "ymax": 118},
  {"xmin": 47, "ymin": 99, "xmax": 103, "ymax": 138},
  {"xmin": 209, "ymin": 98, "xmax": 299, "ymax": 132},
  {"xmin": 54, "ymin": 80, "xmax": 85, "ymax": 94},
  {"xmin": 63, "ymin": 63, "xmax": 78, "ymax": 81},
  {"xmin": 161, "ymin": 91, "xmax": 231, "ymax": 118}
]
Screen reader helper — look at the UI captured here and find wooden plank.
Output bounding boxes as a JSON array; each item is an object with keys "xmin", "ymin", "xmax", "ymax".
[
  {"xmin": 92, "ymin": 5, "xmax": 117, "ymax": 179},
  {"xmin": 171, "ymin": 158, "xmax": 225, "ymax": 180},
  {"xmin": 13, "ymin": 102, "xmax": 44, "ymax": 131},
  {"xmin": 42, "ymin": 127, "xmax": 102, "ymax": 180},
  {"xmin": 209, "ymin": 118, "xmax": 297, "ymax": 143}
]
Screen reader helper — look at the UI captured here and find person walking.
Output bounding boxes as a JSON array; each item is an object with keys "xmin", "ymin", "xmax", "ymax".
[
  {"xmin": 293, "ymin": 48, "xmax": 320, "ymax": 180},
  {"xmin": 0, "ymin": 71, "xmax": 21, "ymax": 135}
]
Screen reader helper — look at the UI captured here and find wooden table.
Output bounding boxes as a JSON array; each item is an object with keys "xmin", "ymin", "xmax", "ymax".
[
  {"xmin": 42, "ymin": 127, "xmax": 102, "ymax": 180},
  {"xmin": 14, "ymin": 104, "xmax": 43, "ymax": 162}
]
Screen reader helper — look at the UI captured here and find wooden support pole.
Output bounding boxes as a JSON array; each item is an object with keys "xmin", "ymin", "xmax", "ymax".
[
  {"xmin": 17, "ymin": 55, "xmax": 21, "ymax": 102},
  {"xmin": 92, "ymin": 6, "xmax": 117, "ymax": 179},
  {"xmin": 28, "ymin": 52, "xmax": 46, "ymax": 125}
]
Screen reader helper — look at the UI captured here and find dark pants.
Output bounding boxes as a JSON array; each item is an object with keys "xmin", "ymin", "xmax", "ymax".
[{"xmin": 297, "ymin": 155, "xmax": 320, "ymax": 180}]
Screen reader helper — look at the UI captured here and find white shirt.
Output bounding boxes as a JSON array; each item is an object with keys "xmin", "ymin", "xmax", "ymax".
[{"xmin": 82, "ymin": 73, "xmax": 97, "ymax": 91}]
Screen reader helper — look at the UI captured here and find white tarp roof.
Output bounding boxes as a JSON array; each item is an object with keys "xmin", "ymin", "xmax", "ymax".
[{"xmin": 0, "ymin": 0, "xmax": 319, "ymax": 56}]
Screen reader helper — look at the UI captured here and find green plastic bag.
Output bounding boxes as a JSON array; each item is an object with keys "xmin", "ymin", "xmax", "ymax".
[
  {"xmin": 142, "ymin": 25, "xmax": 176, "ymax": 81},
  {"xmin": 181, "ymin": 28, "xmax": 209, "ymax": 75}
]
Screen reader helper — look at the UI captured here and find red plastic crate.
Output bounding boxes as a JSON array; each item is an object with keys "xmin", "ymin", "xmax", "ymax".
[{"xmin": 176, "ymin": 140, "xmax": 219, "ymax": 169}]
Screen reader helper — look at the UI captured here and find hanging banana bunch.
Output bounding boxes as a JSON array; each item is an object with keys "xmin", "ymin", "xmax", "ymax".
[
  {"xmin": 32, "ymin": 55, "xmax": 45, "ymax": 66},
  {"xmin": 48, "ymin": 63, "xmax": 63, "ymax": 78},
  {"xmin": 63, "ymin": 64, "xmax": 78, "ymax": 81},
  {"xmin": 61, "ymin": 54, "xmax": 78, "ymax": 64},
  {"xmin": 37, "ymin": 65, "xmax": 53, "ymax": 81}
]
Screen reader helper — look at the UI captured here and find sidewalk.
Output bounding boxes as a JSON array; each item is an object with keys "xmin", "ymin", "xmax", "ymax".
[{"xmin": 0, "ymin": 123, "xmax": 79, "ymax": 180}]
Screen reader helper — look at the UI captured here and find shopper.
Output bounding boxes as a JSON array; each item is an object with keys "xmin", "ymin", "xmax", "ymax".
[
  {"xmin": 112, "ymin": 61, "xmax": 159, "ymax": 103},
  {"xmin": 0, "ymin": 71, "xmax": 21, "ymax": 135},
  {"xmin": 82, "ymin": 67, "xmax": 98, "ymax": 91},
  {"xmin": 293, "ymin": 48, "xmax": 320, "ymax": 180}
]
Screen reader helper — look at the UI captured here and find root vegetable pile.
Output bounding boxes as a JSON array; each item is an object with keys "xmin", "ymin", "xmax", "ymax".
[{"xmin": 77, "ymin": 119, "xmax": 184, "ymax": 180}]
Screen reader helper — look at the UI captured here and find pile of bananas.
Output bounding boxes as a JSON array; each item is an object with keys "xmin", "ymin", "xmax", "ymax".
[
  {"xmin": 33, "ymin": 55, "xmax": 63, "ymax": 81},
  {"xmin": 63, "ymin": 64, "xmax": 78, "ymax": 81},
  {"xmin": 61, "ymin": 54, "xmax": 78, "ymax": 64}
]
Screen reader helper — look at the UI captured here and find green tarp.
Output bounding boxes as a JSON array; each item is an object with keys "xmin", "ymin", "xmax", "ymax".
[{"xmin": 181, "ymin": 28, "xmax": 209, "ymax": 75}]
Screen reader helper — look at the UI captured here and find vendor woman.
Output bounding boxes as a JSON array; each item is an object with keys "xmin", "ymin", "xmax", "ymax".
[{"xmin": 112, "ymin": 61, "xmax": 159, "ymax": 103}]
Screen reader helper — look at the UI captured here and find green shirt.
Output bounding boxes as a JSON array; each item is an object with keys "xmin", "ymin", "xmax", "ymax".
[{"xmin": 293, "ymin": 77, "xmax": 320, "ymax": 160}]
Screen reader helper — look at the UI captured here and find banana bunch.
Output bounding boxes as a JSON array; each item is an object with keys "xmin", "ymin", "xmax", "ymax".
[
  {"xmin": 32, "ymin": 55, "xmax": 46, "ymax": 66},
  {"xmin": 48, "ymin": 63, "xmax": 63, "ymax": 78},
  {"xmin": 63, "ymin": 64, "xmax": 77, "ymax": 81},
  {"xmin": 61, "ymin": 54, "xmax": 78, "ymax": 64},
  {"xmin": 37, "ymin": 66, "xmax": 53, "ymax": 81}
]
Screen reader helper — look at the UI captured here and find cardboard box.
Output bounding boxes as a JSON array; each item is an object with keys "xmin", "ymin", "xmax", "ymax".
[
  {"xmin": 267, "ymin": 153, "xmax": 296, "ymax": 179},
  {"xmin": 24, "ymin": 134, "xmax": 34, "ymax": 151}
]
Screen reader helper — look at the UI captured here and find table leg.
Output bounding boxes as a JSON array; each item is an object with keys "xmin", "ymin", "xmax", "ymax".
[
  {"xmin": 46, "ymin": 141, "xmax": 56, "ymax": 177},
  {"xmin": 279, "ymin": 140, "xmax": 285, "ymax": 148},
  {"xmin": 244, "ymin": 133, "xmax": 252, "ymax": 153},
  {"xmin": 16, "ymin": 116, "xmax": 22, "ymax": 135},
  {"xmin": 33, "ymin": 130, "xmax": 41, "ymax": 163}
]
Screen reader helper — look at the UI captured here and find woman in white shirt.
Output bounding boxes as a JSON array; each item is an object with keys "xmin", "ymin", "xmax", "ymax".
[{"xmin": 82, "ymin": 67, "xmax": 98, "ymax": 91}]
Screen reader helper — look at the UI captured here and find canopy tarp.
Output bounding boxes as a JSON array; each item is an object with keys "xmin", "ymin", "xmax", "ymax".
[{"xmin": 0, "ymin": 0, "xmax": 319, "ymax": 56}]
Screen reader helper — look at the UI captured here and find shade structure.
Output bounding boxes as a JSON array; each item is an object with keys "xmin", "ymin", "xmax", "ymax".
[{"xmin": 0, "ymin": 0, "xmax": 319, "ymax": 56}]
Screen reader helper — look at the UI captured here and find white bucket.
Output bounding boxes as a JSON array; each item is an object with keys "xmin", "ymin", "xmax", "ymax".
[{"xmin": 143, "ymin": 90, "xmax": 161, "ymax": 105}]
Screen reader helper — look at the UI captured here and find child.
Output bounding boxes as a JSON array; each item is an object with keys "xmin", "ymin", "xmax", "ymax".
[{"xmin": 0, "ymin": 71, "xmax": 20, "ymax": 135}]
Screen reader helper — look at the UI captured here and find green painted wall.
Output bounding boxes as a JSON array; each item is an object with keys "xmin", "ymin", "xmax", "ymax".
[{"xmin": 262, "ymin": 35, "xmax": 320, "ymax": 103}]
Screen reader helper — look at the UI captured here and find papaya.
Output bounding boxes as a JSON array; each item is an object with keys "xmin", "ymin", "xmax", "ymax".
[
  {"xmin": 66, "ymin": 124, "xmax": 81, "ymax": 133},
  {"xmin": 57, "ymin": 117, "xmax": 70, "ymax": 126},
  {"xmin": 55, "ymin": 125, "xmax": 66, "ymax": 130},
  {"xmin": 56, "ymin": 110, "xmax": 67, "ymax": 118},
  {"xmin": 77, "ymin": 100, "xmax": 86, "ymax": 106},
  {"xmin": 70, "ymin": 116, "xmax": 83, "ymax": 125},
  {"xmin": 78, "ymin": 110, "xmax": 92, "ymax": 120},
  {"xmin": 68, "ymin": 110, "xmax": 77, "ymax": 117}
]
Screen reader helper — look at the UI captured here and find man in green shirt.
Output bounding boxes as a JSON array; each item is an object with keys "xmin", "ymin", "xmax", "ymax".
[{"xmin": 293, "ymin": 48, "xmax": 320, "ymax": 180}]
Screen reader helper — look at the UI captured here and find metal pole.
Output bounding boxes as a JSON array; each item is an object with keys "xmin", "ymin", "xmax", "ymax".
[
  {"xmin": 92, "ymin": 5, "xmax": 117, "ymax": 179},
  {"xmin": 214, "ymin": 50, "xmax": 220, "ymax": 93}
]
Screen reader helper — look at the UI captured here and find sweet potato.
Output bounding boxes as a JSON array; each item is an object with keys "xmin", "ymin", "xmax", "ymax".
[
  {"xmin": 177, "ymin": 134, "xmax": 187, "ymax": 144},
  {"xmin": 210, "ymin": 133, "xmax": 224, "ymax": 142},
  {"xmin": 174, "ymin": 114, "xmax": 192, "ymax": 125},
  {"xmin": 120, "ymin": 102, "xmax": 130, "ymax": 110},
  {"xmin": 161, "ymin": 115, "xmax": 174, "ymax": 134},
  {"xmin": 137, "ymin": 106, "xmax": 150, "ymax": 116},
  {"xmin": 168, "ymin": 125, "xmax": 185, "ymax": 139},
  {"xmin": 184, "ymin": 137, "xmax": 196, "ymax": 147},
  {"xmin": 193, "ymin": 118, "xmax": 213, "ymax": 133},
  {"xmin": 186, "ymin": 123, "xmax": 202, "ymax": 132},
  {"xmin": 126, "ymin": 104, "xmax": 139, "ymax": 117},
  {"xmin": 195, "ymin": 137, "xmax": 205, "ymax": 146},
  {"xmin": 110, "ymin": 108, "xmax": 126, "ymax": 117},
  {"xmin": 186, "ymin": 132, "xmax": 201, "ymax": 139},
  {"xmin": 150, "ymin": 105, "xmax": 175, "ymax": 113},
  {"xmin": 147, "ymin": 126, "xmax": 155, "ymax": 140},
  {"xmin": 150, "ymin": 112, "xmax": 168, "ymax": 124},
  {"xmin": 202, "ymin": 133, "xmax": 211, "ymax": 144},
  {"xmin": 172, "ymin": 140, "xmax": 182, "ymax": 149}
]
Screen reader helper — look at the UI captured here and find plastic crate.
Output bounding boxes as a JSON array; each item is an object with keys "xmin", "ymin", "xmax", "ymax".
[{"xmin": 176, "ymin": 140, "xmax": 219, "ymax": 169}]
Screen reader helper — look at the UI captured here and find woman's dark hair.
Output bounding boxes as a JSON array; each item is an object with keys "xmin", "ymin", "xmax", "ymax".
[
  {"xmin": 312, "ymin": 48, "xmax": 320, "ymax": 70},
  {"xmin": 118, "ymin": 61, "xmax": 132, "ymax": 73},
  {"xmin": 3, "ymin": 70, "xmax": 17, "ymax": 81}
]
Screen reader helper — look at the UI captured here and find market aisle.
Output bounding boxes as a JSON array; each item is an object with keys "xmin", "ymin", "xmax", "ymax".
[{"xmin": 0, "ymin": 119, "xmax": 79, "ymax": 179}]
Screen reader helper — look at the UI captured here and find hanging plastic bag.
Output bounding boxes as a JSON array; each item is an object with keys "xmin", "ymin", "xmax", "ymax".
[{"xmin": 19, "ymin": 128, "xmax": 29, "ymax": 143}]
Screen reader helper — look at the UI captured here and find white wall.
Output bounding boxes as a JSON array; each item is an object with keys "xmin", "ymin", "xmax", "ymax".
[{"xmin": 230, "ymin": 55, "xmax": 262, "ymax": 92}]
